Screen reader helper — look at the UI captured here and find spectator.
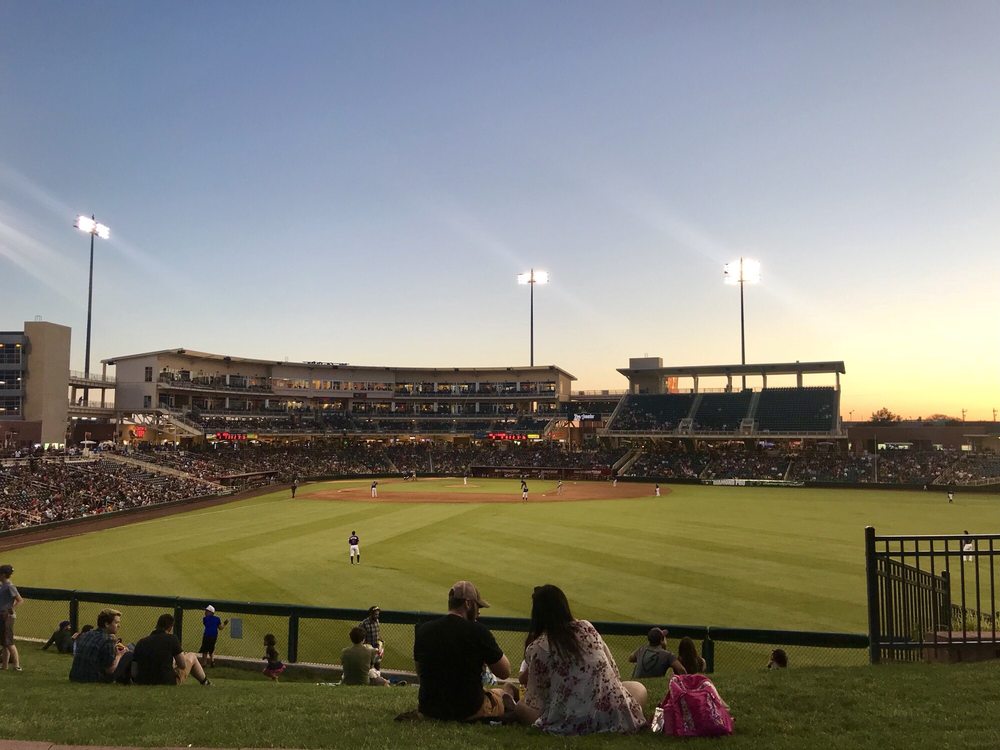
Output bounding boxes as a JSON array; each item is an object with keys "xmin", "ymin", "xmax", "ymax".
[
  {"xmin": 358, "ymin": 606, "xmax": 382, "ymax": 669},
  {"xmin": 512, "ymin": 584, "xmax": 646, "ymax": 734},
  {"xmin": 69, "ymin": 608, "xmax": 132, "ymax": 683},
  {"xmin": 628, "ymin": 627, "xmax": 685, "ymax": 679},
  {"xmin": 341, "ymin": 626, "xmax": 388, "ymax": 686},
  {"xmin": 199, "ymin": 605, "xmax": 228, "ymax": 668},
  {"xmin": 262, "ymin": 633, "xmax": 286, "ymax": 681},
  {"xmin": 133, "ymin": 613, "xmax": 211, "ymax": 686},
  {"xmin": 768, "ymin": 648, "xmax": 788, "ymax": 669},
  {"xmin": 411, "ymin": 580, "xmax": 511, "ymax": 721},
  {"xmin": 0, "ymin": 564, "xmax": 23, "ymax": 671},
  {"xmin": 42, "ymin": 620, "xmax": 75, "ymax": 654},
  {"xmin": 677, "ymin": 636, "xmax": 706, "ymax": 674}
]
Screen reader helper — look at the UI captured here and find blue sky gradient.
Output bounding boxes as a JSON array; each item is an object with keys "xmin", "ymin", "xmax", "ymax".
[{"xmin": 2, "ymin": 2, "xmax": 998, "ymax": 418}]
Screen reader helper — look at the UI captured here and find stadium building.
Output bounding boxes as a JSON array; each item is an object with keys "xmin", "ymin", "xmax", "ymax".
[{"xmin": 104, "ymin": 348, "xmax": 576, "ymax": 442}]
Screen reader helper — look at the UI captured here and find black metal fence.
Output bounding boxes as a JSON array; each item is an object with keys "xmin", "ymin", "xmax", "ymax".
[
  {"xmin": 865, "ymin": 526, "xmax": 1000, "ymax": 663},
  {"xmin": 17, "ymin": 586, "xmax": 866, "ymax": 675}
]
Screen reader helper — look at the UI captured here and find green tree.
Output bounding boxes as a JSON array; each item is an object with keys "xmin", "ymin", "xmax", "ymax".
[{"xmin": 869, "ymin": 407, "xmax": 902, "ymax": 423}]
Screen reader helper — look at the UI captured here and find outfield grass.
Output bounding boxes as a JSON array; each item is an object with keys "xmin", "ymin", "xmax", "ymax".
[
  {"xmin": 3, "ymin": 647, "xmax": 1000, "ymax": 749},
  {"xmin": 7, "ymin": 481, "xmax": 995, "ymax": 629}
]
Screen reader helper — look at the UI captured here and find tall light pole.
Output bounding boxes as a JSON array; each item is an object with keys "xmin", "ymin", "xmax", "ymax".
[
  {"xmin": 517, "ymin": 269, "xmax": 548, "ymax": 366},
  {"xmin": 75, "ymin": 215, "xmax": 110, "ymax": 403},
  {"xmin": 723, "ymin": 257, "xmax": 760, "ymax": 390}
]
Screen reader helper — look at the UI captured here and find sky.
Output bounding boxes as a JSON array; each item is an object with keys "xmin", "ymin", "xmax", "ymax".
[{"xmin": 1, "ymin": 1, "xmax": 998, "ymax": 421}]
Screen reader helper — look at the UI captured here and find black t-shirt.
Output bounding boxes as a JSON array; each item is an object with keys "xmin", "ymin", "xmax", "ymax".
[
  {"xmin": 133, "ymin": 629, "xmax": 182, "ymax": 685},
  {"xmin": 414, "ymin": 614, "xmax": 504, "ymax": 720}
]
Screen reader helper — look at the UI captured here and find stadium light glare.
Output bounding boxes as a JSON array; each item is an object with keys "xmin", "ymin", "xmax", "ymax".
[
  {"xmin": 723, "ymin": 257, "xmax": 761, "ymax": 389},
  {"xmin": 517, "ymin": 268, "xmax": 548, "ymax": 366},
  {"xmin": 74, "ymin": 213, "xmax": 111, "ymax": 401}
]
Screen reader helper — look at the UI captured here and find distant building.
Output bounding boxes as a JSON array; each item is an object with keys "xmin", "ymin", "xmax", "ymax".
[{"xmin": 0, "ymin": 321, "xmax": 71, "ymax": 447}]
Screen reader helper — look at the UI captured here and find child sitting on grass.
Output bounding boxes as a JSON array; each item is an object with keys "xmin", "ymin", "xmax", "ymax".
[{"xmin": 262, "ymin": 633, "xmax": 286, "ymax": 681}]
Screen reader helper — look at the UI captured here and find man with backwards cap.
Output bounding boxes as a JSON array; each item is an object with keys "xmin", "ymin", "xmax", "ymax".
[
  {"xmin": 412, "ymin": 580, "xmax": 511, "ymax": 721},
  {"xmin": 628, "ymin": 627, "xmax": 686, "ymax": 679}
]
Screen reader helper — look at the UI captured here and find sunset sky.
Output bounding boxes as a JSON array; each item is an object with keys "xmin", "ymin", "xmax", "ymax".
[{"xmin": 2, "ymin": 2, "xmax": 998, "ymax": 420}]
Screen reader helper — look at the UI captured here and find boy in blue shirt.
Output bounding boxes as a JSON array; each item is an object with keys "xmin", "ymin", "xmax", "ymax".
[{"xmin": 200, "ymin": 605, "xmax": 228, "ymax": 668}]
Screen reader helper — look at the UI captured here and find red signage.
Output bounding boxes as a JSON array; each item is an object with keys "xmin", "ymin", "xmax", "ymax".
[
  {"xmin": 487, "ymin": 432, "xmax": 528, "ymax": 441},
  {"xmin": 212, "ymin": 431, "xmax": 249, "ymax": 441},
  {"xmin": 134, "ymin": 426, "xmax": 146, "ymax": 438}
]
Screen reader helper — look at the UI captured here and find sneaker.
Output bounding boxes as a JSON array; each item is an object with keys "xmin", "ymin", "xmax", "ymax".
[
  {"xmin": 200, "ymin": 678, "xmax": 212, "ymax": 686},
  {"xmin": 393, "ymin": 680, "xmax": 408, "ymax": 687},
  {"xmin": 14, "ymin": 666, "xmax": 22, "ymax": 672}
]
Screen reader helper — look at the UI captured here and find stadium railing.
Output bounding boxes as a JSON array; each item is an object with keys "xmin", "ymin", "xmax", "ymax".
[{"xmin": 17, "ymin": 587, "xmax": 869, "ymax": 674}]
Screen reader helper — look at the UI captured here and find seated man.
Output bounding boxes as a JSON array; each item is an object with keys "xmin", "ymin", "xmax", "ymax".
[
  {"xmin": 341, "ymin": 626, "xmax": 388, "ymax": 686},
  {"xmin": 132, "ymin": 613, "xmax": 211, "ymax": 686},
  {"xmin": 412, "ymin": 580, "xmax": 511, "ymax": 721},
  {"xmin": 69, "ymin": 608, "xmax": 132, "ymax": 683},
  {"xmin": 629, "ymin": 627, "xmax": 685, "ymax": 678},
  {"xmin": 42, "ymin": 620, "xmax": 76, "ymax": 654}
]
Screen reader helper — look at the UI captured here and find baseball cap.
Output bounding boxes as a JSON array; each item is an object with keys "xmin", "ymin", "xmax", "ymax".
[
  {"xmin": 648, "ymin": 627, "xmax": 666, "ymax": 643},
  {"xmin": 205, "ymin": 605, "xmax": 216, "ymax": 613},
  {"xmin": 368, "ymin": 605, "xmax": 380, "ymax": 614},
  {"xmin": 449, "ymin": 580, "xmax": 489, "ymax": 608},
  {"xmin": 0, "ymin": 565, "xmax": 12, "ymax": 576}
]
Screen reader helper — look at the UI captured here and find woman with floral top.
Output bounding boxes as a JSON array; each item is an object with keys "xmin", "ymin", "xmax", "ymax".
[{"xmin": 511, "ymin": 584, "xmax": 647, "ymax": 734}]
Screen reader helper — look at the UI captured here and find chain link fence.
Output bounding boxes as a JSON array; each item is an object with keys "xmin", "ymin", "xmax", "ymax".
[{"xmin": 16, "ymin": 587, "xmax": 868, "ymax": 675}]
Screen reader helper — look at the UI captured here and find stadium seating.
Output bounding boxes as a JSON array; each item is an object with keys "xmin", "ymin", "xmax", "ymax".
[
  {"xmin": 691, "ymin": 391, "xmax": 753, "ymax": 431},
  {"xmin": 608, "ymin": 394, "xmax": 697, "ymax": 432},
  {"xmin": 754, "ymin": 387, "xmax": 838, "ymax": 432}
]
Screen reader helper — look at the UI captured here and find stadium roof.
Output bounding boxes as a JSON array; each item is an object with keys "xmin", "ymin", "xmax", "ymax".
[
  {"xmin": 103, "ymin": 348, "xmax": 576, "ymax": 379},
  {"xmin": 616, "ymin": 361, "xmax": 846, "ymax": 378}
]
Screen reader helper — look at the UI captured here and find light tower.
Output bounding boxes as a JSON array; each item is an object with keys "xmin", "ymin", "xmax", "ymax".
[
  {"xmin": 75, "ymin": 215, "xmax": 110, "ymax": 402},
  {"xmin": 723, "ymin": 257, "xmax": 760, "ymax": 390},
  {"xmin": 517, "ymin": 269, "xmax": 548, "ymax": 366}
]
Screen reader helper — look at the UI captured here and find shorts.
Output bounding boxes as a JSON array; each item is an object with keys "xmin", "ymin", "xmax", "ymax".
[
  {"xmin": 0, "ymin": 612, "xmax": 13, "ymax": 648},
  {"xmin": 350, "ymin": 545, "xmax": 360, "ymax": 555},
  {"xmin": 200, "ymin": 634, "xmax": 218, "ymax": 654},
  {"xmin": 465, "ymin": 688, "xmax": 507, "ymax": 721}
]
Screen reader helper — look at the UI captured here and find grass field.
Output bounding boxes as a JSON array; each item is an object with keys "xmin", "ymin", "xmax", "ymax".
[
  {"xmin": 6, "ymin": 479, "xmax": 996, "ymax": 631},
  {"xmin": 5, "ymin": 480, "xmax": 1000, "ymax": 748},
  {"xmin": 4, "ymin": 647, "xmax": 1000, "ymax": 749}
]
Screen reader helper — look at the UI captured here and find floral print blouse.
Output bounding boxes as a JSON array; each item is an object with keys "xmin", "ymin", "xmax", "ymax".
[{"xmin": 524, "ymin": 619, "xmax": 647, "ymax": 735}]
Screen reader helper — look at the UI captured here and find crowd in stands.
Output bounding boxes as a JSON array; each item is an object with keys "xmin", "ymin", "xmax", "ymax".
[
  {"xmin": 627, "ymin": 445, "xmax": 974, "ymax": 485},
  {"xmin": 0, "ymin": 458, "xmax": 218, "ymax": 532},
  {"xmin": 4, "ymin": 439, "xmax": 1000, "ymax": 533}
]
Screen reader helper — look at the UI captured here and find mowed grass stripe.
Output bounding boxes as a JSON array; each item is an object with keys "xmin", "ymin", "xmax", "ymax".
[{"xmin": 7, "ymin": 481, "xmax": 1000, "ymax": 633}]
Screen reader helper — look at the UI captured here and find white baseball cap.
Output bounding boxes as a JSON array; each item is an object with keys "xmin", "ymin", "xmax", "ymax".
[{"xmin": 205, "ymin": 605, "xmax": 216, "ymax": 613}]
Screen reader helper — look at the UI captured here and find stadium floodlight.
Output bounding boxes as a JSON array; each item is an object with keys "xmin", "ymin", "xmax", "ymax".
[
  {"xmin": 517, "ymin": 269, "xmax": 549, "ymax": 366},
  {"xmin": 75, "ymin": 214, "xmax": 111, "ymax": 401},
  {"xmin": 723, "ymin": 257, "xmax": 761, "ymax": 390}
]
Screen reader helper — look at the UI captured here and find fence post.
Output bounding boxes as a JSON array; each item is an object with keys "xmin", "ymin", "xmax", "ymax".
[
  {"xmin": 939, "ymin": 571, "xmax": 951, "ymax": 630},
  {"xmin": 288, "ymin": 614, "xmax": 299, "ymax": 663},
  {"xmin": 173, "ymin": 604, "xmax": 184, "ymax": 646},
  {"xmin": 702, "ymin": 634, "xmax": 715, "ymax": 673},
  {"xmin": 69, "ymin": 596, "xmax": 79, "ymax": 632},
  {"xmin": 864, "ymin": 525, "xmax": 880, "ymax": 664}
]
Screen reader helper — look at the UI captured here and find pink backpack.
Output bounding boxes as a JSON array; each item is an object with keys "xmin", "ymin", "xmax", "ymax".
[{"xmin": 656, "ymin": 674, "xmax": 734, "ymax": 737}]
